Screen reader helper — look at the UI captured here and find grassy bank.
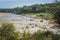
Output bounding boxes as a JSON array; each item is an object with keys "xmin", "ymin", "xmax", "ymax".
[{"xmin": 22, "ymin": 13, "xmax": 55, "ymax": 24}]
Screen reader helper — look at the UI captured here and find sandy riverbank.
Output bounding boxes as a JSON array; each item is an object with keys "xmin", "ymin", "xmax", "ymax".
[{"xmin": 0, "ymin": 13, "xmax": 7, "ymax": 17}]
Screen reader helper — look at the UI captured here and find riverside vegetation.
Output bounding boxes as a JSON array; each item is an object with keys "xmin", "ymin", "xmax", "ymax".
[
  {"xmin": 0, "ymin": 0, "xmax": 60, "ymax": 40},
  {"xmin": 0, "ymin": 23, "xmax": 60, "ymax": 40}
]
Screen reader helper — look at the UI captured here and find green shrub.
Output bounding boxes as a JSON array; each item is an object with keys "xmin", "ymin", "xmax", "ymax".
[{"xmin": 0, "ymin": 23, "xmax": 20, "ymax": 40}]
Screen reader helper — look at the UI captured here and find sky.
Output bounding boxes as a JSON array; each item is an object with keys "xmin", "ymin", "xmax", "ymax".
[{"xmin": 0, "ymin": 0, "xmax": 55, "ymax": 8}]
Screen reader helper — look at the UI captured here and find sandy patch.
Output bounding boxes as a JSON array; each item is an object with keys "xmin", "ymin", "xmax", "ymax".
[
  {"xmin": 0, "ymin": 13, "xmax": 7, "ymax": 17},
  {"xmin": 12, "ymin": 18, "xmax": 23, "ymax": 21}
]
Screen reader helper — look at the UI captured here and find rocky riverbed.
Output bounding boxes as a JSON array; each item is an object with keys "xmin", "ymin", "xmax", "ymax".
[{"xmin": 0, "ymin": 13, "xmax": 60, "ymax": 34}]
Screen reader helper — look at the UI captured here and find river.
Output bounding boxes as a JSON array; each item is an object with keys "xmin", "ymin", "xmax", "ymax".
[{"xmin": 0, "ymin": 12, "xmax": 60, "ymax": 34}]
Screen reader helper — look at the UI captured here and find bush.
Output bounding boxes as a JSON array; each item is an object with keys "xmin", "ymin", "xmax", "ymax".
[
  {"xmin": 0, "ymin": 23, "xmax": 60, "ymax": 40},
  {"xmin": 0, "ymin": 23, "xmax": 19, "ymax": 40}
]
